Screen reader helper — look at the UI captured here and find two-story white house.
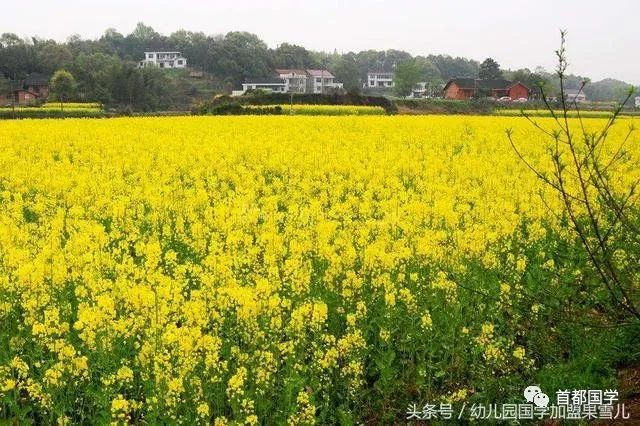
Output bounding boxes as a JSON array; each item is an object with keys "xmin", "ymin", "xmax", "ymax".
[
  {"xmin": 138, "ymin": 52, "xmax": 187, "ymax": 69},
  {"xmin": 275, "ymin": 69, "xmax": 308, "ymax": 93},
  {"xmin": 306, "ymin": 69, "xmax": 344, "ymax": 94},
  {"xmin": 635, "ymin": 96, "xmax": 640, "ymax": 109},
  {"xmin": 366, "ymin": 72, "xmax": 395, "ymax": 88},
  {"xmin": 233, "ymin": 69, "xmax": 344, "ymax": 96}
]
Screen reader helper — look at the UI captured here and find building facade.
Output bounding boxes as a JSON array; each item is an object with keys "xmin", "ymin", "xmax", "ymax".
[
  {"xmin": 366, "ymin": 72, "xmax": 395, "ymax": 88},
  {"xmin": 234, "ymin": 69, "xmax": 343, "ymax": 96},
  {"xmin": 412, "ymin": 82, "xmax": 428, "ymax": 98},
  {"xmin": 443, "ymin": 78, "xmax": 529, "ymax": 100},
  {"xmin": 636, "ymin": 96, "xmax": 640, "ymax": 109},
  {"xmin": 275, "ymin": 69, "xmax": 308, "ymax": 93},
  {"xmin": 305, "ymin": 69, "xmax": 343, "ymax": 94},
  {"xmin": 139, "ymin": 52, "xmax": 187, "ymax": 69},
  {"xmin": 238, "ymin": 78, "xmax": 288, "ymax": 95},
  {"xmin": 0, "ymin": 73, "xmax": 50, "ymax": 106},
  {"xmin": 563, "ymin": 89, "xmax": 587, "ymax": 103}
]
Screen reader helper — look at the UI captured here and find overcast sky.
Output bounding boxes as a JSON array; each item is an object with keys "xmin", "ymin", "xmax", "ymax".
[{"xmin": 4, "ymin": 0, "xmax": 639, "ymax": 84}]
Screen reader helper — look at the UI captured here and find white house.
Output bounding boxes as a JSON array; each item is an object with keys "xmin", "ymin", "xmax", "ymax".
[
  {"xmin": 366, "ymin": 72, "xmax": 395, "ymax": 88},
  {"xmin": 635, "ymin": 96, "xmax": 640, "ymax": 109},
  {"xmin": 412, "ymin": 82, "xmax": 428, "ymax": 98},
  {"xmin": 275, "ymin": 69, "xmax": 308, "ymax": 93},
  {"xmin": 234, "ymin": 69, "xmax": 344, "ymax": 96},
  {"xmin": 138, "ymin": 52, "xmax": 187, "ymax": 69},
  {"xmin": 563, "ymin": 89, "xmax": 586, "ymax": 103},
  {"xmin": 236, "ymin": 78, "xmax": 288, "ymax": 96},
  {"xmin": 305, "ymin": 69, "xmax": 344, "ymax": 94}
]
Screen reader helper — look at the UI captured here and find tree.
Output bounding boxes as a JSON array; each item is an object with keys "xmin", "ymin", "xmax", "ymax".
[
  {"xmin": 508, "ymin": 31, "xmax": 640, "ymax": 323},
  {"xmin": 428, "ymin": 54, "xmax": 479, "ymax": 81},
  {"xmin": 478, "ymin": 58, "xmax": 503, "ymax": 79},
  {"xmin": 272, "ymin": 43, "xmax": 320, "ymax": 69},
  {"xmin": 414, "ymin": 56, "xmax": 445, "ymax": 96},
  {"xmin": 211, "ymin": 32, "xmax": 271, "ymax": 87},
  {"xmin": 393, "ymin": 61, "xmax": 422, "ymax": 97},
  {"xmin": 331, "ymin": 54, "xmax": 361, "ymax": 94},
  {"xmin": 50, "ymin": 70, "xmax": 76, "ymax": 111}
]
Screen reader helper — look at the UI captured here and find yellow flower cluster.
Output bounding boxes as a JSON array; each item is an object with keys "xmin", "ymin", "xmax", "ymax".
[{"xmin": 0, "ymin": 115, "xmax": 637, "ymax": 422}]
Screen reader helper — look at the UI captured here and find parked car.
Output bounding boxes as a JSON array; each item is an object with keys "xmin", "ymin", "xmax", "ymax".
[
  {"xmin": 497, "ymin": 96, "xmax": 512, "ymax": 103},
  {"xmin": 514, "ymin": 97, "xmax": 528, "ymax": 103}
]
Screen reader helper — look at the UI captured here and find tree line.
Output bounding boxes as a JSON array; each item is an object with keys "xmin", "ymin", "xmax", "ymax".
[{"xmin": 1, "ymin": 23, "xmax": 637, "ymax": 110}]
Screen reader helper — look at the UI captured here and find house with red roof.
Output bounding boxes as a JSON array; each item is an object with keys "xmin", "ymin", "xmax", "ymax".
[{"xmin": 443, "ymin": 78, "xmax": 529, "ymax": 100}]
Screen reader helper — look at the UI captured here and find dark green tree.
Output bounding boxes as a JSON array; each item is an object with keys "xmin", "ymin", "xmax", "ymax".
[
  {"xmin": 478, "ymin": 58, "xmax": 503, "ymax": 79},
  {"xmin": 272, "ymin": 43, "xmax": 320, "ymax": 69},
  {"xmin": 331, "ymin": 54, "xmax": 361, "ymax": 94}
]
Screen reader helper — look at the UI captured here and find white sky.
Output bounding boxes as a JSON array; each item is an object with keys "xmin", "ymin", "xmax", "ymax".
[{"xmin": 3, "ymin": 0, "xmax": 639, "ymax": 84}]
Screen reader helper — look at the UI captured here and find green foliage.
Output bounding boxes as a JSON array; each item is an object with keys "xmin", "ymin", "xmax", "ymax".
[
  {"xmin": 478, "ymin": 58, "xmax": 503, "ymax": 79},
  {"xmin": 330, "ymin": 55, "xmax": 362, "ymax": 94},
  {"xmin": 194, "ymin": 93, "xmax": 397, "ymax": 115},
  {"xmin": 0, "ymin": 24, "xmax": 635, "ymax": 112},
  {"xmin": 393, "ymin": 61, "xmax": 423, "ymax": 97},
  {"xmin": 50, "ymin": 70, "xmax": 77, "ymax": 103},
  {"xmin": 395, "ymin": 98, "xmax": 495, "ymax": 114}
]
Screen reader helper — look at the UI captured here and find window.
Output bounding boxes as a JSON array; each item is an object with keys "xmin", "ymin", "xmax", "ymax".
[
  {"xmin": 316, "ymin": 78, "xmax": 321, "ymax": 83},
  {"xmin": 177, "ymin": 60, "xmax": 183, "ymax": 65},
  {"xmin": 148, "ymin": 53, "xmax": 154, "ymax": 59}
]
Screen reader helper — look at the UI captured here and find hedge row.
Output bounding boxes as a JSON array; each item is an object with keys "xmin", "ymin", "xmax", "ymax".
[
  {"xmin": 0, "ymin": 110, "xmax": 114, "ymax": 120},
  {"xmin": 194, "ymin": 93, "xmax": 398, "ymax": 115}
]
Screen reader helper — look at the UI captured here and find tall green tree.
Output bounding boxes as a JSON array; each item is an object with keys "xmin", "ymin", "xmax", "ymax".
[
  {"xmin": 272, "ymin": 43, "xmax": 320, "ymax": 69},
  {"xmin": 478, "ymin": 58, "xmax": 503, "ymax": 79},
  {"xmin": 50, "ymin": 69, "xmax": 76, "ymax": 111},
  {"xmin": 393, "ymin": 61, "xmax": 422, "ymax": 97},
  {"xmin": 331, "ymin": 55, "xmax": 361, "ymax": 94}
]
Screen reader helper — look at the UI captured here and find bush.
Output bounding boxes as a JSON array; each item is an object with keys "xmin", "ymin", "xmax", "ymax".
[{"xmin": 194, "ymin": 93, "xmax": 397, "ymax": 115}]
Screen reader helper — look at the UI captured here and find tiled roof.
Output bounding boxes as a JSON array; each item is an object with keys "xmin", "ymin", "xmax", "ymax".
[
  {"xmin": 244, "ymin": 77, "xmax": 286, "ymax": 85},
  {"xmin": 444, "ymin": 78, "xmax": 529, "ymax": 91},
  {"xmin": 306, "ymin": 69, "xmax": 334, "ymax": 78},
  {"xmin": 275, "ymin": 69, "xmax": 307, "ymax": 76}
]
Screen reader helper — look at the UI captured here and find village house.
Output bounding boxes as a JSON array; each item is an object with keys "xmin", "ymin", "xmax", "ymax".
[
  {"xmin": 366, "ymin": 72, "xmax": 395, "ymax": 88},
  {"xmin": 275, "ymin": 69, "xmax": 308, "ymax": 93},
  {"xmin": 138, "ymin": 51, "xmax": 187, "ymax": 69},
  {"xmin": 443, "ymin": 78, "xmax": 529, "ymax": 100},
  {"xmin": 412, "ymin": 82, "xmax": 428, "ymax": 98},
  {"xmin": 563, "ymin": 89, "xmax": 587, "ymax": 103},
  {"xmin": 636, "ymin": 96, "xmax": 640, "ymax": 109},
  {"xmin": 237, "ymin": 77, "xmax": 288, "ymax": 95},
  {"xmin": 234, "ymin": 69, "xmax": 343, "ymax": 96},
  {"xmin": 0, "ymin": 73, "xmax": 51, "ymax": 106},
  {"xmin": 305, "ymin": 69, "xmax": 343, "ymax": 94}
]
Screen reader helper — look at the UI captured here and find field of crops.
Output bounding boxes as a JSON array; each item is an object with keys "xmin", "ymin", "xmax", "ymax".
[
  {"xmin": 0, "ymin": 116, "xmax": 638, "ymax": 423},
  {"xmin": 0, "ymin": 102, "xmax": 104, "ymax": 119},
  {"xmin": 495, "ymin": 109, "xmax": 639, "ymax": 118},
  {"xmin": 246, "ymin": 104, "xmax": 386, "ymax": 115},
  {"xmin": 0, "ymin": 103, "xmax": 102, "ymax": 112}
]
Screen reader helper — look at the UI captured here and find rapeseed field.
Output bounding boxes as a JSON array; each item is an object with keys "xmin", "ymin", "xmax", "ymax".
[{"xmin": 0, "ymin": 116, "xmax": 637, "ymax": 424}]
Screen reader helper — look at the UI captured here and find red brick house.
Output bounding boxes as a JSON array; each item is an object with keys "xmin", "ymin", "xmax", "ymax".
[
  {"xmin": 14, "ymin": 89, "xmax": 40, "ymax": 105},
  {"xmin": 23, "ymin": 73, "xmax": 50, "ymax": 99},
  {"xmin": 443, "ymin": 78, "xmax": 529, "ymax": 100},
  {"xmin": 1, "ymin": 73, "xmax": 51, "ymax": 106}
]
